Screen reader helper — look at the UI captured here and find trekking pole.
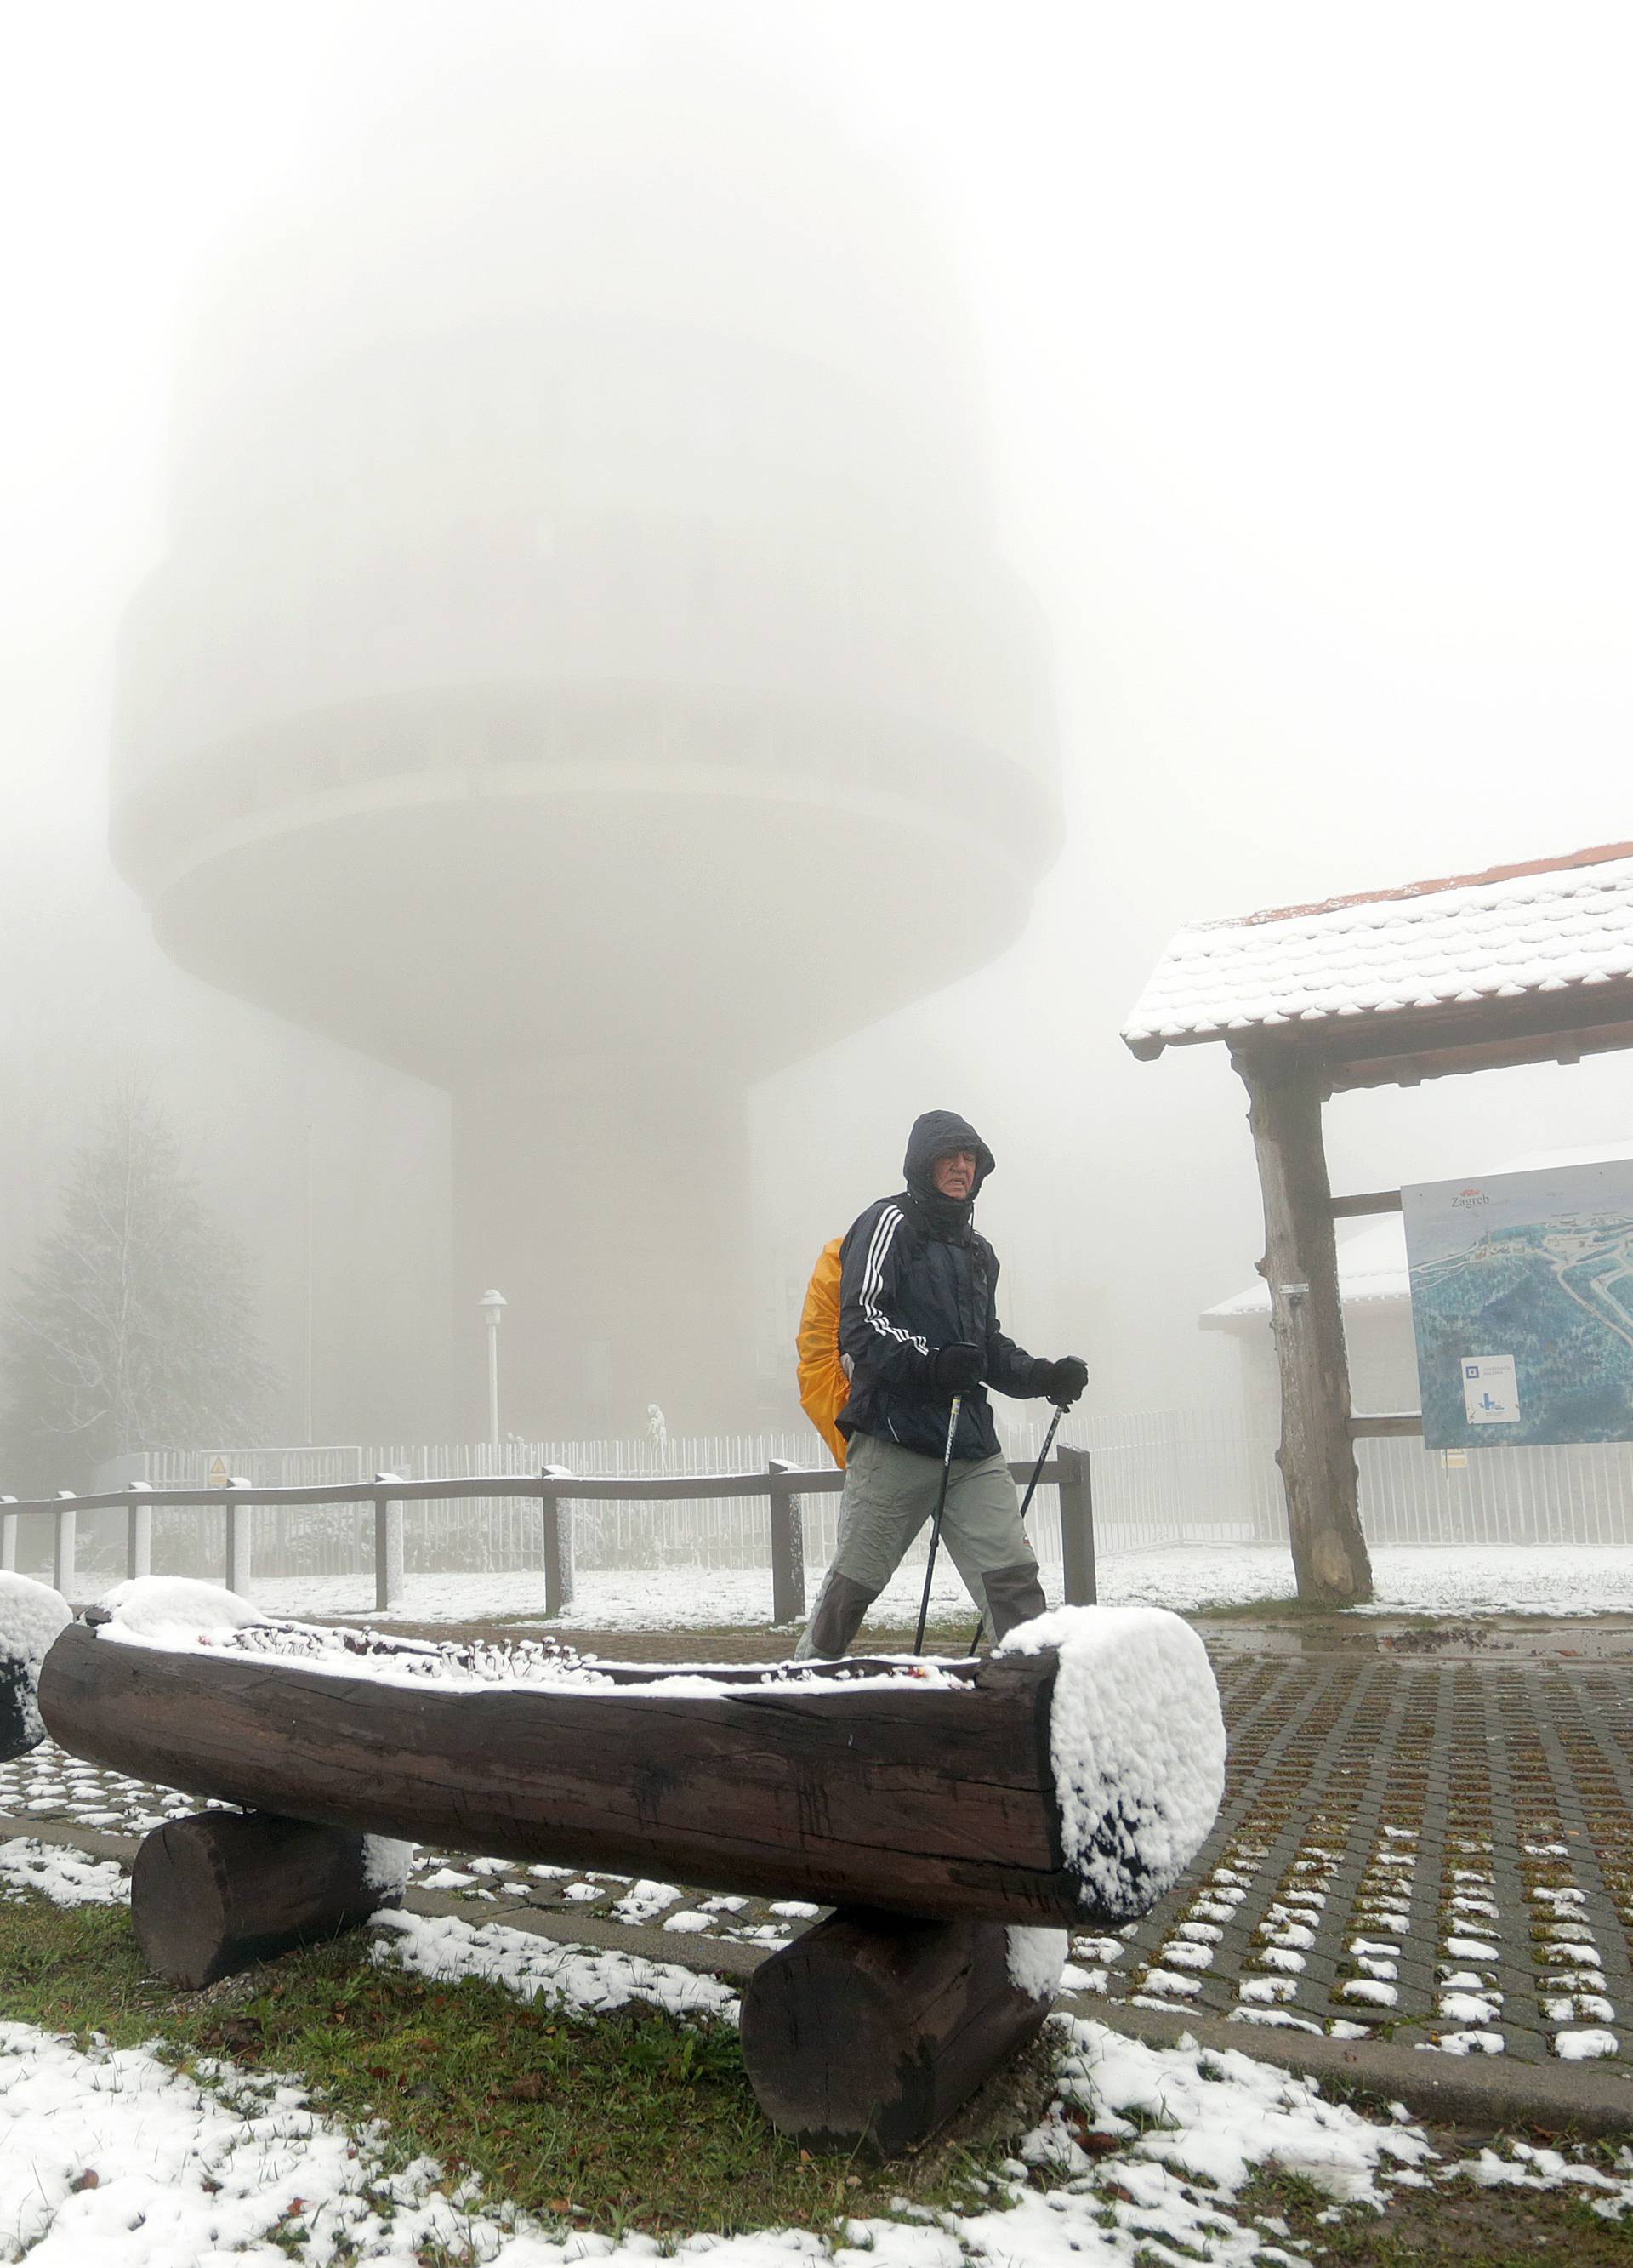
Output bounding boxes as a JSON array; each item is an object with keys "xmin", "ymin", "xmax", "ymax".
[
  {"xmin": 913, "ymin": 1395, "xmax": 963, "ymax": 1657},
  {"xmin": 966, "ymin": 1402, "xmax": 1067, "ymax": 1653}
]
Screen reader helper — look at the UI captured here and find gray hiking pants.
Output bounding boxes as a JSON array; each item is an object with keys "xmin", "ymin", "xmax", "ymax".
[{"xmin": 797, "ymin": 1430, "xmax": 1047, "ymax": 1660}]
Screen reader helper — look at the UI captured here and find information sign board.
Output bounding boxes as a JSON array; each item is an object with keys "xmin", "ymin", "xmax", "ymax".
[{"xmin": 1403, "ymin": 1159, "xmax": 1633, "ymax": 1449}]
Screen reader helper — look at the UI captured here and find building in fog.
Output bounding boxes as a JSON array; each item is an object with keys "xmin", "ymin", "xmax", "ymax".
[{"xmin": 110, "ymin": 39, "xmax": 1059, "ymax": 1435}]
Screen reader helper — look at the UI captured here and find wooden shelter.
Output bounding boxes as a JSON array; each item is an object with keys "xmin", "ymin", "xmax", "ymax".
[{"xmin": 1123, "ymin": 841, "xmax": 1633, "ymax": 1605}]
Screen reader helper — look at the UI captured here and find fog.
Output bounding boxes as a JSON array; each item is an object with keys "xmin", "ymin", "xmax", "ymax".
[{"xmin": 4, "ymin": 1, "xmax": 1633, "ymax": 1471}]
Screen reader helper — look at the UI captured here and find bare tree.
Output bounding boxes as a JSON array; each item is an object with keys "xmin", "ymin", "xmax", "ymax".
[{"xmin": 1, "ymin": 1084, "xmax": 273, "ymax": 1491}]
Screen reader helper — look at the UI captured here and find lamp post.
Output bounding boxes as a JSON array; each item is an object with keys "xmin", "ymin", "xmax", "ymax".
[{"xmin": 479, "ymin": 1289, "xmax": 506, "ymax": 1456}]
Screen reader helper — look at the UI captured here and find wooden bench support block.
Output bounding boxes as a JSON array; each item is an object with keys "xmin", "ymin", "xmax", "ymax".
[
  {"xmin": 131, "ymin": 1811, "xmax": 401, "ymax": 1989},
  {"xmin": 739, "ymin": 1906, "xmax": 1052, "ymax": 2159}
]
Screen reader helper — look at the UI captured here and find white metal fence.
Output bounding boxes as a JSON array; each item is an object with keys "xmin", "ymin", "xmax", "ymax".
[
  {"xmin": 40, "ymin": 1410, "xmax": 1633, "ymax": 1587},
  {"xmin": 1352, "ymin": 1434, "xmax": 1633, "ymax": 1548}
]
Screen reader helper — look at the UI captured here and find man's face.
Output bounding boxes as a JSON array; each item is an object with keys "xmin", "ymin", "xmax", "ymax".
[{"xmin": 931, "ymin": 1148, "xmax": 978, "ymax": 1200}]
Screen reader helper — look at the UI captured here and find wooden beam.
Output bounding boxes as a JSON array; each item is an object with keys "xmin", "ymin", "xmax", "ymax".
[
  {"xmin": 1249, "ymin": 992, "xmax": 1633, "ymax": 1091},
  {"xmin": 1329, "ymin": 1189, "xmax": 1403, "ymax": 1218},
  {"xmin": 1323, "ymin": 1018, "xmax": 1633, "ymax": 1091},
  {"xmin": 1238, "ymin": 1057, "xmax": 1374, "ymax": 1606},
  {"xmin": 767, "ymin": 1461, "xmax": 808, "ymax": 1627},
  {"xmin": 1056, "ymin": 1446, "xmax": 1097, "ymax": 1605},
  {"xmin": 1174, "ymin": 978, "xmax": 1633, "ymax": 1083},
  {"xmin": 131, "ymin": 1812, "xmax": 400, "ymax": 1988},
  {"xmin": 1349, "ymin": 1412, "xmax": 1425, "ymax": 1439},
  {"xmin": 739, "ymin": 1909, "xmax": 1052, "ymax": 2157}
]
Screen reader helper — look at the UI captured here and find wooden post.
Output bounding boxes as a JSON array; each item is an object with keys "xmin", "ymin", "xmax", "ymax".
[
  {"xmin": 1238, "ymin": 1053, "xmax": 1373, "ymax": 1605},
  {"xmin": 53, "ymin": 1500, "xmax": 76, "ymax": 1598},
  {"xmin": 767, "ymin": 1460, "xmax": 807, "ymax": 1627},
  {"xmin": 739, "ymin": 1907, "xmax": 1054, "ymax": 2157},
  {"xmin": 1056, "ymin": 1446, "xmax": 1096, "ymax": 1604},
  {"xmin": 130, "ymin": 1810, "xmax": 402, "ymax": 1988},
  {"xmin": 373, "ymin": 1491, "xmax": 404, "ymax": 1612},
  {"xmin": 541, "ymin": 1468, "xmax": 574, "ymax": 1618},
  {"xmin": 0, "ymin": 1502, "xmax": 16, "ymax": 1574},
  {"xmin": 127, "ymin": 1488, "xmax": 152, "ymax": 1581},
  {"xmin": 224, "ymin": 1489, "xmax": 253, "ymax": 1595}
]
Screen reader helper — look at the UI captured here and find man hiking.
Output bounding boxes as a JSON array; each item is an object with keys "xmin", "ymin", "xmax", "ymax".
[{"xmin": 797, "ymin": 1108, "xmax": 1087, "ymax": 1659}]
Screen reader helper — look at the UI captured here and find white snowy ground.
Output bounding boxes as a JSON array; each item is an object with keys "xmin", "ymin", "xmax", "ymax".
[
  {"xmin": 9, "ymin": 1843, "xmax": 1633, "ymax": 2267},
  {"xmin": 83, "ymin": 1542, "xmax": 1633, "ymax": 1631}
]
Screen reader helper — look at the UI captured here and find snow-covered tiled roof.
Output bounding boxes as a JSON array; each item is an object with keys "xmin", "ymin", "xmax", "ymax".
[{"xmin": 1124, "ymin": 843, "xmax": 1633, "ymax": 1055}]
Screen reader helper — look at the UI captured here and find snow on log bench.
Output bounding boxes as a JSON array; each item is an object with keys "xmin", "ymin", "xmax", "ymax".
[
  {"xmin": 37, "ymin": 1579, "xmax": 1226, "ymax": 2154},
  {"xmin": 0, "ymin": 1573, "xmax": 71, "ymax": 1763}
]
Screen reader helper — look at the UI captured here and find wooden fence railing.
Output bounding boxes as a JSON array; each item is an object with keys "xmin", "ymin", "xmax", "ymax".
[{"xmin": 0, "ymin": 1451, "xmax": 1097, "ymax": 1627}]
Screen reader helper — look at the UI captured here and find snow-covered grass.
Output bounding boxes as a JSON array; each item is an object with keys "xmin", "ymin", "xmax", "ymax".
[
  {"xmin": 93, "ymin": 1541, "xmax": 1633, "ymax": 1632},
  {"xmin": 9, "ymin": 1863, "xmax": 1633, "ymax": 2266},
  {"xmin": 0, "ymin": 2022, "xmax": 506, "ymax": 2265},
  {"xmin": 9, "ymin": 1878, "xmax": 1633, "ymax": 2268},
  {"xmin": 369, "ymin": 1907, "xmax": 739, "ymax": 2024},
  {"xmin": 0, "ymin": 1836, "xmax": 130, "ymax": 1907}
]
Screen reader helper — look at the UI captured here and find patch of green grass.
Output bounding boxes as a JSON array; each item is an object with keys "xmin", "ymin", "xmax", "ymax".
[{"xmin": 0, "ymin": 1892, "xmax": 1016, "ymax": 2242}]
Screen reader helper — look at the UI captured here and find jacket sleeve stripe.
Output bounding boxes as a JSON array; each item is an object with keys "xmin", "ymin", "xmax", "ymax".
[{"xmin": 861, "ymin": 1205, "xmax": 929, "ymax": 1356}]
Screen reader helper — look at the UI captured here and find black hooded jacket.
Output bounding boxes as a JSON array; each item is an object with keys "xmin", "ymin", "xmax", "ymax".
[{"xmin": 835, "ymin": 1109, "xmax": 1047, "ymax": 1462}]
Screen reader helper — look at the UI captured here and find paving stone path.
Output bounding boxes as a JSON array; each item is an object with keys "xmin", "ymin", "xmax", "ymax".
[
  {"xmin": 1119, "ymin": 1650, "xmax": 1633, "ymax": 2066},
  {"xmin": 6, "ymin": 1635, "xmax": 1632, "ymax": 2070}
]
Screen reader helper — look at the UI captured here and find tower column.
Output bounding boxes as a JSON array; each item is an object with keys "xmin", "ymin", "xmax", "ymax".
[{"xmin": 451, "ymin": 1063, "xmax": 752, "ymax": 1442}]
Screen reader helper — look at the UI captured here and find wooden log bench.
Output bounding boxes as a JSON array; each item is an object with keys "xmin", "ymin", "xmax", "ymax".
[{"xmin": 29, "ymin": 1588, "xmax": 1226, "ymax": 2157}]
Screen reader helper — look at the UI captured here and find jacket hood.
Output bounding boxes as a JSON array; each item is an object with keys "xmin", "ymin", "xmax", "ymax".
[{"xmin": 902, "ymin": 1109, "xmax": 995, "ymax": 1204}]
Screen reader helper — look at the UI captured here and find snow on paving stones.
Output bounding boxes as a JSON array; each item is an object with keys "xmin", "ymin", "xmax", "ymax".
[
  {"xmin": 1517, "ymin": 1835, "xmax": 1621, "ymax": 2062},
  {"xmin": 0, "ymin": 1738, "xmax": 224, "ymax": 1838}
]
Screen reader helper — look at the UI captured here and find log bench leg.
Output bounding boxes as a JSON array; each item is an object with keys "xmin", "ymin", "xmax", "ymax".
[
  {"xmin": 131, "ymin": 1812, "xmax": 403, "ymax": 1989},
  {"xmin": 738, "ymin": 1906, "xmax": 1055, "ymax": 2159}
]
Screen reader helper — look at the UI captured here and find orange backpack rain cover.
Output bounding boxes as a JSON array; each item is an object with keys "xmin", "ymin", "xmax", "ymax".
[{"xmin": 795, "ymin": 1236, "xmax": 849, "ymax": 1467}]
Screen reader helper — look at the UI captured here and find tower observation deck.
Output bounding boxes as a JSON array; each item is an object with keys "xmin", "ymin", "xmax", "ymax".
[{"xmin": 111, "ymin": 41, "xmax": 1061, "ymax": 1433}]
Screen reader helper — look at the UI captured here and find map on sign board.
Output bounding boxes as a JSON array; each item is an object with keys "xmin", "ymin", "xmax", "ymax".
[{"xmin": 1402, "ymin": 1158, "xmax": 1633, "ymax": 1449}]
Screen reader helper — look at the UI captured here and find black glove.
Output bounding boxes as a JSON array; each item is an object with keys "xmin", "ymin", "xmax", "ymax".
[
  {"xmin": 931, "ymin": 1342, "xmax": 983, "ymax": 1395},
  {"xmin": 1036, "ymin": 1355, "xmax": 1088, "ymax": 1408}
]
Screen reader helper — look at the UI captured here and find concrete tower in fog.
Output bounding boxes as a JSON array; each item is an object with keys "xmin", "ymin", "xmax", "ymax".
[{"xmin": 111, "ymin": 37, "xmax": 1060, "ymax": 1435}]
